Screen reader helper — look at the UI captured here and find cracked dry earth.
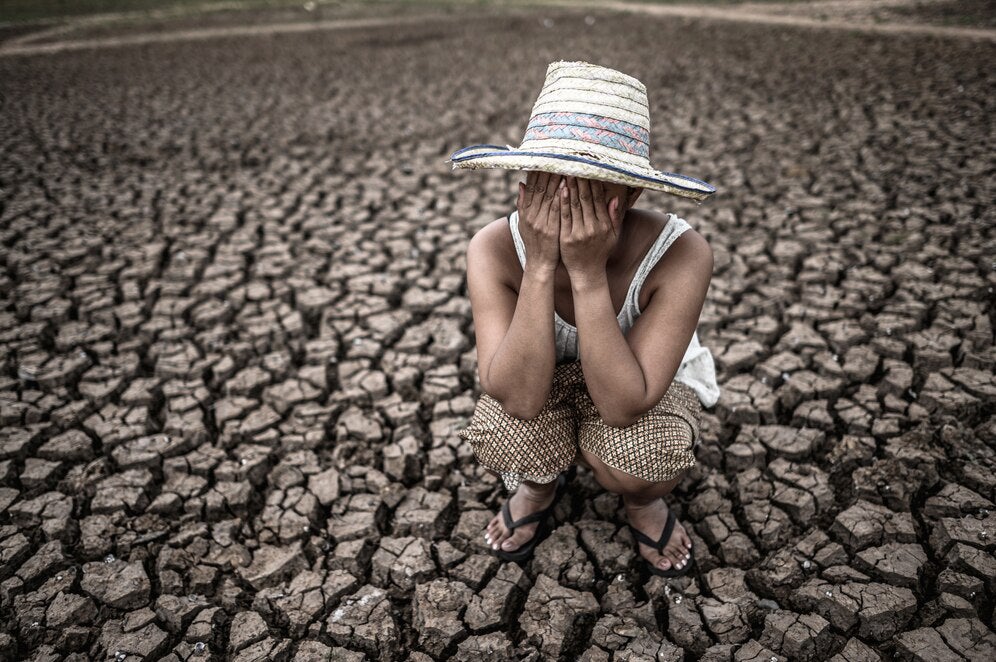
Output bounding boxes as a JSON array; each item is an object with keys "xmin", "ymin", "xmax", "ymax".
[{"xmin": 0, "ymin": 5, "xmax": 994, "ymax": 662}]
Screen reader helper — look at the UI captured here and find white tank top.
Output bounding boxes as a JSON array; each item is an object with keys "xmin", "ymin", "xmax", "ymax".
[{"xmin": 508, "ymin": 209, "xmax": 721, "ymax": 409}]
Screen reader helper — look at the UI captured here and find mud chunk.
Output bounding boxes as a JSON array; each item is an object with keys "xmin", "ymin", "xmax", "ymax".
[
  {"xmin": 519, "ymin": 574, "xmax": 599, "ymax": 659},
  {"xmin": 370, "ymin": 535, "xmax": 436, "ymax": 595},
  {"xmin": 667, "ymin": 593, "xmax": 711, "ymax": 655},
  {"xmin": 45, "ymin": 591, "xmax": 98, "ymax": 629},
  {"xmin": 532, "ymin": 523, "xmax": 596, "ymax": 591},
  {"xmin": 852, "ymin": 542, "xmax": 927, "ymax": 589},
  {"xmin": 231, "ymin": 637, "xmax": 292, "ymax": 661},
  {"xmin": 758, "ymin": 609, "xmax": 834, "ymax": 661},
  {"xmin": 578, "ymin": 519, "xmax": 634, "ymax": 577},
  {"xmin": 391, "ymin": 487, "xmax": 454, "ymax": 539},
  {"xmin": 831, "ymin": 499, "xmax": 917, "ymax": 553},
  {"xmin": 229, "ymin": 611, "xmax": 268, "ymax": 653},
  {"xmin": 154, "ymin": 593, "xmax": 205, "ymax": 634},
  {"xmin": 328, "ymin": 538, "xmax": 375, "ymax": 578},
  {"xmin": 0, "ymin": 533, "xmax": 32, "ymax": 580},
  {"xmin": 292, "ymin": 641, "xmax": 350, "ymax": 661},
  {"xmin": 464, "ymin": 563, "xmax": 530, "ymax": 632},
  {"xmin": 791, "ymin": 579, "xmax": 917, "ymax": 641},
  {"xmin": 81, "ymin": 559, "xmax": 151, "ymax": 609},
  {"xmin": 699, "ymin": 596, "xmax": 751, "ymax": 644},
  {"xmin": 257, "ymin": 486, "xmax": 321, "ymax": 544},
  {"xmin": 447, "ymin": 553, "xmax": 499, "ymax": 591},
  {"xmin": 944, "ymin": 543, "xmax": 996, "ymax": 593},
  {"xmin": 742, "ymin": 499, "xmax": 795, "ymax": 551},
  {"xmin": 326, "ymin": 585, "xmax": 399, "ymax": 660},
  {"xmin": 827, "ymin": 637, "xmax": 882, "ymax": 661},
  {"xmin": 238, "ymin": 541, "xmax": 308, "ymax": 590},
  {"xmin": 455, "ymin": 632, "xmax": 517, "ymax": 660},
  {"xmin": 327, "ymin": 493, "xmax": 387, "ymax": 543},
  {"xmin": 307, "ymin": 466, "xmax": 341, "ymax": 506},
  {"xmin": 254, "ymin": 568, "xmax": 358, "ymax": 638},
  {"xmin": 412, "ymin": 578, "xmax": 473, "ymax": 656},
  {"xmin": 36, "ymin": 429, "xmax": 95, "ymax": 462},
  {"xmin": 922, "ymin": 483, "xmax": 993, "ymax": 520},
  {"xmin": 99, "ymin": 619, "xmax": 169, "ymax": 660},
  {"xmin": 90, "ymin": 468, "xmax": 154, "ymax": 514},
  {"xmin": 928, "ymin": 512, "xmax": 996, "ymax": 556}
]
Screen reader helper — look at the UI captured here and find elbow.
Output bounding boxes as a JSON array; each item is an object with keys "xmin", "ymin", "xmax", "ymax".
[{"xmin": 484, "ymin": 386, "xmax": 544, "ymax": 421}]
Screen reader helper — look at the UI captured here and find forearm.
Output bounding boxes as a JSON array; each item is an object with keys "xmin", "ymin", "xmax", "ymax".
[
  {"xmin": 486, "ymin": 264, "xmax": 557, "ymax": 418},
  {"xmin": 571, "ymin": 273, "xmax": 651, "ymax": 426}
]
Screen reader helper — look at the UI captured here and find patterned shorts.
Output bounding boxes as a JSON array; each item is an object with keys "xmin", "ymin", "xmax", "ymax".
[{"xmin": 456, "ymin": 360, "xmax": 704, "ymax": 493}]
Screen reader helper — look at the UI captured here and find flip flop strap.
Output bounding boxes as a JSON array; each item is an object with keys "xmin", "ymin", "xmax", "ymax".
[
  {"xmin": 501, "ymin": 473, "xmax": 566, "ymax": 531},
  {"xmin": 628, "ymin": 504, "xmax": 677, "ymax": 553},
  {"xmin": 502, "ymin": 496, "xmax": 547, "ymax": 531},
  {"xmin": 657, "ymin": 508, "xmax": 677, "ymax": 553}
]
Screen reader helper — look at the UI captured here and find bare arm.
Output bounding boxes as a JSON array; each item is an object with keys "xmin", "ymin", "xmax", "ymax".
[
  {"xmin": 573, "ymin": 229, "xmax": 714, "ymax": 427},
  {"xmin": 465, "ymin": 226, "xmax": 558, "ymax": 420}
]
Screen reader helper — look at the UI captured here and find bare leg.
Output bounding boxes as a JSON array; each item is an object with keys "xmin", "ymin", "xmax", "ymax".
[
  {"xmin": 484, "ymin": 477, "xmax": 559, "ymax": 553},
  {"xmin": 578, "ymin": 448, "xmax": 694, "ymax": 572}
]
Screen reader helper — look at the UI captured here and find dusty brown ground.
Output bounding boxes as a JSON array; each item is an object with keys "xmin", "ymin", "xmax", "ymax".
[{"xmin": 0, "ymin": 3, "xmax": 994, "ymax": 661}]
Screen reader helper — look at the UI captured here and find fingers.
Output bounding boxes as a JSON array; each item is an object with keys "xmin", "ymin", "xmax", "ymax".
[
  {"xmin": 547, "ymin": 174, "xmax": 562, "ymax": 229},
  {"xmin": 524, "ymin": 171, "xmax": 551, "ymax": 210},
  {"xmin": 577, "ymin": 177, "xmax": 596, "ymax": 233},
  {"xmin": 559, "ymin": 176, "xmax": 572, "ymax": 240},
  {"xmin": 590, "ymin": 178, "xmax": 606, "ymax": 208},
  {"xmin": 522, "ymin": 171, "xmax": 538, "ymax": 208},
  {"xmin": 607, "ymin": 195, "xmax": 623, "ymax": 235},
  {"xmin": 542, "ymin": 173, "xmax": 563, "ymax": 225},
  {"xmin": 590, "ymin": 179, "xmax": 611, "ymax": 230}
]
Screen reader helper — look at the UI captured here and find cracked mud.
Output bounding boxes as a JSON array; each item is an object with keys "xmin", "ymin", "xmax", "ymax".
[{"xmin": 0, "ymin": 3, "xmax": 994, "ymax": 661}]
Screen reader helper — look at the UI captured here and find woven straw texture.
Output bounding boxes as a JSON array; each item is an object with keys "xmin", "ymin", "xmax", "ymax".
[
  {"xmin": 457, "ymin": 360, "xmax": 703, "ymax": 494},
  {"xmin": 448, "ymin": 60, "xmax": 716, "ymax": 201}
]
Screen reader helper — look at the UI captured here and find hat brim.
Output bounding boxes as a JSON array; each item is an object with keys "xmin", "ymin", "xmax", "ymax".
[{"xmin": 447, "ymin": 144, "xmax": 716, "ymax": 201}]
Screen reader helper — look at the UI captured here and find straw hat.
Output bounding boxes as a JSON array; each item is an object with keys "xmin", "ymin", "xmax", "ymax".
[{"xmin": 446, "ymin": 60, "xmax": 716, "ymax": 202}]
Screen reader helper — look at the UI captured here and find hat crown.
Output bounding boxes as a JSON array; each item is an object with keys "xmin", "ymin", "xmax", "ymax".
[
  {"xmin": 446, "ymin": 60, "xmax": 716, "ymax": 201},
  {"xmin": 521, "ymin": 61, "xmax": 653, "ymax": 168}
]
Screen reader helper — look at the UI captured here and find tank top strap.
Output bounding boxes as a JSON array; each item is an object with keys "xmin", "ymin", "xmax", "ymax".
[
  {"xmin": 625, "ymin": 214, "xmax": 692, "ymax": 308},
  {"xmin": 508, "ymin": 209, "xmax": 527, "ymax": 268}
]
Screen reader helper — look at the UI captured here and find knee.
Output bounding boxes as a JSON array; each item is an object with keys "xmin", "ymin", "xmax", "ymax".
[{"xmin": 602, "ymin": 465, "xmax": 662, "ymax": 496}]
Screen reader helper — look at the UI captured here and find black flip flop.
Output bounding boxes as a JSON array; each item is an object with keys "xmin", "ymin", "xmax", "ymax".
[
  {"xmin": 627, "ymin": 500, "xmax": 695, "ymax": 578},
  {"xmin": 492, "ymin": 471, "xmax": 570, "ymax": 562}
]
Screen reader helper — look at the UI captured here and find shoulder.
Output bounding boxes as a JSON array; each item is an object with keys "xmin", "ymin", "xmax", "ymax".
[
  {"xmin": 634, "ymin": 208, "xmax": 714, "ymax": 297},
  {"xmin": 467, "ymin": 214, "xmax": 516, "ymax": 258},
  {"xmin": 466, "ymin": 214, "xmax": 521, "ymax": 286}
]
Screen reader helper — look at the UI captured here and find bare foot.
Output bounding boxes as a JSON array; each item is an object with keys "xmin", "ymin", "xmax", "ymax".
[
  {"xmin": 623, "ymin": 496, "xmax": 693, "ymax": 572},
  {"xmin": 484, "ymin": 479, "xmax": 559, "ymax": 553}
]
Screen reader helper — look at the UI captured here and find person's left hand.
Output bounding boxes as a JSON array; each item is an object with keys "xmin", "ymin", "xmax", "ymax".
[{"xmin": 558, "ymin": 175, "xmax": 624, "ymax": 283}]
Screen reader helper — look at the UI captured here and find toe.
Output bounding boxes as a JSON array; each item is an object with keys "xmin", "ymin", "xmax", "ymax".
[
  {"xmin": 501, "ymin": 526, "xmax": 531, "ymax": 552},
  {"xmin": 637, "ymin": 543, "xmax": 671, "ymax": 571}
]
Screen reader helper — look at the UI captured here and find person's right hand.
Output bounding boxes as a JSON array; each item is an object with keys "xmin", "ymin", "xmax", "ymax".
[{"xmin": 516, "ymin": 171, "xmax": 563, "ymax": 272}]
